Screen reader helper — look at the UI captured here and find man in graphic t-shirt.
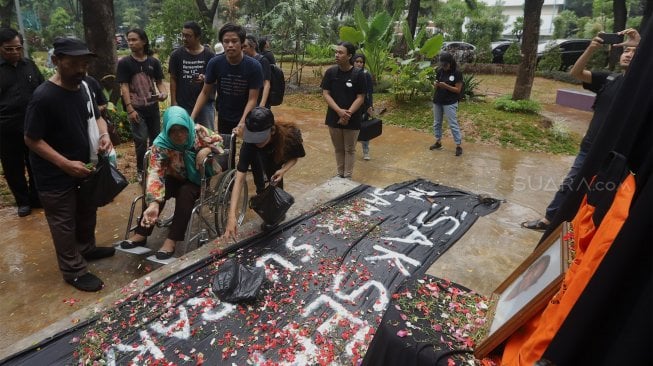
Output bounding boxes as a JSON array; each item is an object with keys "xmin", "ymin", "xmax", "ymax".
[
  {"xmin": 191, "ymin": 23, "xmax": 262, "ymax": 135},
  {"xmin": 169, "ymin": 21, "xmax": 215, "ymax": 129}
]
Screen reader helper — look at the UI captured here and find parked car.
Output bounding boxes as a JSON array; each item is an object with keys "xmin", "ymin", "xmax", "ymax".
[
  {"xmin": 491, "ymin": 41, "xmax": 513, "ymax": 64},
  {"xmin": 441, "ymin": 41, "xmax": 476, "ymax": 64},
  {"xmin": 115, "ymin": 34, "xmax": 128, "ymax": 50},
  {"xmin": 536, "ymin": 39, "xmax": 590, "ymax": 70}
]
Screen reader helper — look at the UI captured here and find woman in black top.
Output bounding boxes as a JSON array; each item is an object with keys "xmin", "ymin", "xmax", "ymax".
[
  {"xmin": 222, "ymin": 107, "xmax": 305, "ymax": 239},
  {"xmin": 430, "ymin": 52, "xmax": 463, "ymax": 156}
]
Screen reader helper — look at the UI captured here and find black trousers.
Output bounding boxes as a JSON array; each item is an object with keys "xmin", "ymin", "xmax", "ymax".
[
  {"xmin": 39, "ymin": 186, "xmax": 97, "ymax": 280},
  {"xmin": 135, "ymin": 177, "xmax": 200, "ymax": 242},
  {"xmin": 130, "ymin": 104, "xmax": 161, "ymax": 172},
  {"xmin": 0, "ymin": 120, "xmax": 39, "ymax": 207}
]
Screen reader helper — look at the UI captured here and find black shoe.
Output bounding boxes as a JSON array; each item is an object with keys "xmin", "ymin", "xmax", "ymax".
[
  {"xmin": 155, "ymin": 249, "xmax": 175, "ymax": 260},
  {"xmin": 429, "ymin": 142, "xmax": 442, "ymax": 150},
  {"xmin": 521, "ymin": 219, "xmax": 549, "ymax": 232},
  {"xmin": 120, "ymin": 239, "xmax": 147, "ymax": 249},
  {"xmin": 83, "ymin": 247, "xmax": 116, "ymax": 261},
  {"xmin": 455, "ymin": 146, "xmax": 463, "ymax": 156},
  {"xmin": 17, "ymin": 205, "xmax": 31, "ymax": 217},
  {"xmin": 65, "ymin": 272, "xmax": 104, "ymax": 292}
]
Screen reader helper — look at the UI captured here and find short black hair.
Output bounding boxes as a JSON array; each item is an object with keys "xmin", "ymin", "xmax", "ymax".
[
  {"xmin": 0, "ymin": 27, "xmax": 22, "ymax": 45},
  {"xmin": 126, "ymin": 28, "xmax": 153, "ymax": 56},
  {"xmin": 219, "ymin": 23, "xmax": 246, "ymax": 43},
  {"xmin": 245, "ymin": 35, "xmax": 258, "ymax": 51},
  {"xmin": 337, "ymin": 41, "xmax": 357, "ymax": 64},
  {"xmin": 258, "ymin": 37, "xmax": 269, "ymax": 52},
  {"xmin": 354, "ymin": 53, "xmax": 366, "ymax": 65},
  {"xmin": 183, "ymin": 21, "xmax": 202, "ymax": 38}
]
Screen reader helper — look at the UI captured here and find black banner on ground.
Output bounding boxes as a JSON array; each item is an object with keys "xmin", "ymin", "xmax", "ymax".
[{"xmin": 3, "ymin": 179, "xmax": 499, "ymax": 365}]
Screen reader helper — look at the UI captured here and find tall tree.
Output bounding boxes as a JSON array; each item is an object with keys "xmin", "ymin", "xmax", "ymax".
[
  {"xmin": 1, "ymin": 0, "xmax": 12, "ymax": 28},
  {"xmin": 512, "ymin": 0, "xmax": 544, "ymax": 100},
  {"xmin": 608, "ymin": 0, "xmax": 627, "ymax": 69},
  {"xmin": 80, "ymin": 0, "xmax": 118, "ymax": 96},
  {"xmin": 195, "ymin": 0, "xmax": 219, "ymax": 26},
  {"xmin": 407, "ymin": 0, "xmax": 420, "ymax": 38}
]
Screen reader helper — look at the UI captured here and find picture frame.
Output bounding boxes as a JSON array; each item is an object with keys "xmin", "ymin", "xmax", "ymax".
[{"xmin": 474, "ymin": 223, "xmax": 571, "ymax": 359}]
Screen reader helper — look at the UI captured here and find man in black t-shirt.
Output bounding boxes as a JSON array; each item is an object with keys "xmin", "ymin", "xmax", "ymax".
[
  {"xmin": 0, "ymin": 27, "xmax": 44, "ymax": 217},
  {"xmin": 521, "ymin": 29, "xmax": 639, "ymax": 232},
  {"xmin": 169, "ymin": 21, "xmax": 216, "ymax": 129},
  {"xmin": 116, "ymin": 28, "xmax": 167, "ymax": 178},
  {"xmin": 191, "ymin": 23, "xmax": 263, "ymax": 135},
  {"xmin": 320, "ymin": 41, "xmax": 366, "ymax": 179},
  {"xmin": 430, "ymin": 52, "xmax": 464, "ymax": 156},
  {"xmin": 24, "ymin": 38, "xmax": 116, "ymax": 292},
  {"xmin": 243, "ymin": 35, "xmax": 271, "ymax": 109}
]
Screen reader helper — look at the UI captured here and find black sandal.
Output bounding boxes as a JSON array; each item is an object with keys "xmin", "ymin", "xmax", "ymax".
[
  {"xmin": 520, "ymin": 219, "xmax": 549, "ymax": 232},
  {"xmin": 120, "ymin": 239, "xmax": 147, "ymax": 249},
  {"xmin": 155, "ymin": 249, "xmax": 175, "ymax": 260}
]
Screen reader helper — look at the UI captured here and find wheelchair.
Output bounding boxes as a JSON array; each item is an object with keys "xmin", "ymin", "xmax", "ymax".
[{"xmin": 124, "ymin": 133, "xmax": 248, "ymax": 257}]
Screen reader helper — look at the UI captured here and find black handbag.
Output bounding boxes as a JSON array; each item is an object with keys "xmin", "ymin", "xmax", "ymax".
[
  {"xmin": 78, "ymin": 154, "xmax": 128, "ymax": 207},
  {"xmin": 358, "ymin": 118, "xmax": 383, "ymax": 141}
]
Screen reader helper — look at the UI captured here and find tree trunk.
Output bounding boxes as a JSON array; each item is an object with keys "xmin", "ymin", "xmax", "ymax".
[
  {"xmin": 512, "ymin": 0, "xmax": 544, "ymax": 101},
  {"xmin": 641, "ymin": 0, "xmax": 652, "ymax": 34},
  {"xmin": 1, "ymin": 1, "xmax": 12, "ymax": 28},
  {"xmin": 80, "ymin": 0, "xmax": 118, "ymax": 100},
  {"xmin": 609, "ymin": 0, "xmax": 627, "ymax": 69},
  {"xmin": 407, "ymin": 0, "xmax": 419, "ymax": 38},
  {"xmin": 195, "ymin": 0, "xmax": 220, "ymax": 27}
]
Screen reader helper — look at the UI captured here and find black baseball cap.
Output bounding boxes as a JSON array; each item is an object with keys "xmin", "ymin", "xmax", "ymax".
[
  {"xmin": 243, "ymin": 107, "xmax": 274, "ymax": 144},
  {"xmin": 53, "ymin": 37, "xmax": 97, "ymax": 57}
]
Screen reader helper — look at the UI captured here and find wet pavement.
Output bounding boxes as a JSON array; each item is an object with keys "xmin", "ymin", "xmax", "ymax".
[{"xmin": 0, "ymin": 104, "xmax": 589, "ymax": 359}]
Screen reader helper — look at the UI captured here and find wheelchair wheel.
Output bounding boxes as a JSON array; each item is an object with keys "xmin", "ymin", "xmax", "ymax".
[{"xmin": 215, "ymin": 169, "xmax": 248, "ymax": 235}]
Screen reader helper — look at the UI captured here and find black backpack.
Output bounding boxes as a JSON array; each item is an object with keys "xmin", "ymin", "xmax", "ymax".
[{"xmin": 268, "ymin": 64, "xmax": 285, "ymax": 106}]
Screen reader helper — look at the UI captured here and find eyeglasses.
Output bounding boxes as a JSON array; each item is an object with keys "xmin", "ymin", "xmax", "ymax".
[{"xmin": 1, "ymin": 46, "xmax": 23, "ymax": 52}]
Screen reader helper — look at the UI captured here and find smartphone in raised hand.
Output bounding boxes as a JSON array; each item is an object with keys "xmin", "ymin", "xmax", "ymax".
[{"xmin": 599, "ymin": 33, "xmax": 624, "ymax": 45}]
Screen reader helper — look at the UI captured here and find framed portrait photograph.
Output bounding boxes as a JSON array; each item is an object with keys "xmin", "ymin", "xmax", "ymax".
[{"xmin": 474, "ymin": 223, "xmax": 570, "ymax": 359}]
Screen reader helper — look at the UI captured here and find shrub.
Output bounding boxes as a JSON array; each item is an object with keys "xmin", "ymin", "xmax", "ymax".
[
  {"xmin": 503, "ymin": 43, "xmax": 522, "ymax": 65},
  {"xmin": 535, "ymin": 70, "xmax": 582, "ymax": 84},
  {"xmin": 461, "ymin": 73, "xmax": 480, "ymax": 100},
  {"xmin": 537, "ymin": 47, "xmax": 562, "ymax": 72},
  {"xmin": 494, "ymin": 95, "xmax": 541, "ymax": 114}
]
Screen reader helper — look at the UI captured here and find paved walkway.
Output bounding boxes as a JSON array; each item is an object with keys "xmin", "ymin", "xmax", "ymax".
[{"xmin": 0, "ymin": 104, "xmax": 589, "ymax": 359}]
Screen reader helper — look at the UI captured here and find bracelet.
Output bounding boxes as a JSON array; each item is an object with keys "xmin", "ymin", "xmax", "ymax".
[
  {"xmin": 125, "ymin": 103, "xmax": 132, "ymax": 107},
  {"xmin": 99, "ymin": 132, "xmax": 109, "ymax": 139},
  {"xmin": 129, "ymin": 110, "xmax": 137, "ymax": 115}
]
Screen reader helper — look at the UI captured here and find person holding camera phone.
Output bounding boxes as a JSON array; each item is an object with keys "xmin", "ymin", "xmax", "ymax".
[
  {"xmin": 521, "ymin": 28, "xmax": 640, "ymax": 232},
  {"xmin": 169, "ymin": 21, "xmax": 216, "ymax": 130},
  {"xmin": 117, "ymin": 28, "xmax": 168, "ymax": 181}
]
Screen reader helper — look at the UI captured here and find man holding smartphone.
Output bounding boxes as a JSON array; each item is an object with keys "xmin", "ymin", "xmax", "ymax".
[
  {"xmin": 169, "ymin": 21, "xmax": 216, "ymax": 129},
  {"xmin": 521, "ymin": 28, "xmax": 640, "ymax": 232}
]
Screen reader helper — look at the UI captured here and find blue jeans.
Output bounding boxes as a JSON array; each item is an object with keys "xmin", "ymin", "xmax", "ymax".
[
  {"xmin": 194, "ymin": 102, "xmax": 215, "ymax": 131},
  {"xmin": 433, "ymin": 102, "xmax": 461, "ymax": 145},
  {"xmin": 360, "ymin": 140, "xmax": 370, "ymax": 154},
  {"xmin": 544, "ymin": 148, "xmax": 588, "ymax": 221}
]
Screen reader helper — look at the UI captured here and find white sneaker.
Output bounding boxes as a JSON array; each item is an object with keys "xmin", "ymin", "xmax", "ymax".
[{"xmin": 363, "ymin": 153, "xmax": 370, "ymax": 160}]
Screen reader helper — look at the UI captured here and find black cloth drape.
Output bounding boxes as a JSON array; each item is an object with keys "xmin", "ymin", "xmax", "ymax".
[{"xmin": 541, "ymin": 20, "xmax": 653, "ymax": 365}]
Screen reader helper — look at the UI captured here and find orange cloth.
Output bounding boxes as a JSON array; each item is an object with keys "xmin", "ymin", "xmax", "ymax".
[{"xmin": 500, "ymin": 173, "xmax": 635, "ymax": 365}]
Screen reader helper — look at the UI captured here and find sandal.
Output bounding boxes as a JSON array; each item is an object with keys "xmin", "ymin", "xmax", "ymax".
[
  {"xmin": 521, "ymin": 219, "xmax": 549, "ymax": 232},
  {"xmin": 155, "ymin": 249, "xmax": 175, "ymax": 260},
  {"xmin": 120, "ymin": 239, "xmax": 147, "ymax": 249}
]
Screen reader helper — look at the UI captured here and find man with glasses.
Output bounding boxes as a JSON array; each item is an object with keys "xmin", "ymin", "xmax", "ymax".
[
  {"xmin": 0, "ymin": 28, "xmax": 44, "ymax": 217},
  {"xmin": 169, "ymin": 21, "xmax": 216, "ymax": 129}
]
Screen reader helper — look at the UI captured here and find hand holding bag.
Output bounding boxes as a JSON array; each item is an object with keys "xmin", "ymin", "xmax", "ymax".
[
  {"xmin": 249, "ymin": 181, "xmax": 295, "ymax": 225},
  {"xmin": 79, "ymin": 154, "xmax": 128, "ymax": 207}
]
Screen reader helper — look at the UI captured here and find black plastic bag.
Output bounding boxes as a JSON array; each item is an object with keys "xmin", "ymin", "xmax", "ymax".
[
  {"xmin": 249, "ymin": 183, "xmax": 295, "ymax": 224},
  {"xmin": 211, "ymin": 258, "xmax": 266, "ymax": 303},
  {"xmin": 79, "ymin": 154, "xmax": 128, "ymax": 207}
]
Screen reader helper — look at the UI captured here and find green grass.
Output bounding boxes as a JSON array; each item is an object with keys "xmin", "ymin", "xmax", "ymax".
[{"xmin": 374, "ymin": 94, "xmax": 579, "ymax": 155}]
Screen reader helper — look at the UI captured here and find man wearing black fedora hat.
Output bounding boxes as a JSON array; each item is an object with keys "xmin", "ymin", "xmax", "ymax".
[{"xmin": 24, "ymin": 37, "xmax": 116, "ymax": 292}]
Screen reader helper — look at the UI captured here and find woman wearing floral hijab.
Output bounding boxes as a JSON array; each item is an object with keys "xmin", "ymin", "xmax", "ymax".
[{"xmin": 119, "ymin": 106, "xmax": 224, "ymax": 259}]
